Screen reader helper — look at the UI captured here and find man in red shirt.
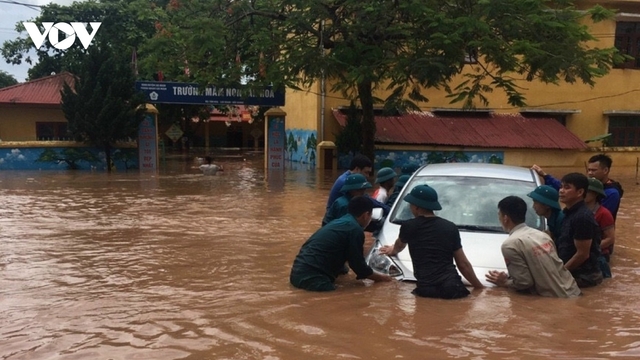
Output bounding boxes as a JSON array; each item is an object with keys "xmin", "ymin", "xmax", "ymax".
[{"xmin": 585, "ymin": 178, "xmax": 614, "ymax": 278}]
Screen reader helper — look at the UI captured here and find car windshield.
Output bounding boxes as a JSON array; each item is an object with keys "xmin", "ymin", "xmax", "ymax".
[{"xmin": 390, "ymin": 175, "xmax": 545, "ymax": 231}]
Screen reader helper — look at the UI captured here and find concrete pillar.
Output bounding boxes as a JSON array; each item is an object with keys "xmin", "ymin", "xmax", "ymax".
[{"xmin": 264, "ymin": 107, "xmax": 287, "ymax": 170}]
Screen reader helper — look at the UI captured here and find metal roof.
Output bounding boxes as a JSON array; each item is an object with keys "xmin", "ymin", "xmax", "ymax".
[
  {"xmin": 332, "ymin": 109, "xmax": 587, "ymax": 150},
  {"xmin": 0, "ymin": 72, "xmax": 75, "ymax": 106},
  {"xmin": 415, "ymin": 163, "xmax": 537, "ymax": 182}
]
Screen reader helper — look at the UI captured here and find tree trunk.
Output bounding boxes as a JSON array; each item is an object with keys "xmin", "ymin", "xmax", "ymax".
[
  {"xmin": 105, "ymin": 143, "xmax": 112, "ymax": 173},
  {"xmin": 357, "ymin": 79, "xmax": 376, "ymax": 164}
]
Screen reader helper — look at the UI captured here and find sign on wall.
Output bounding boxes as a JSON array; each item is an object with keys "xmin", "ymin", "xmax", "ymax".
[
  {"xmin": 267, "ymin": 117, "xmax": 285, "ymax": 170},
  {"xmin": 164, "ymin": 124, "xmax": 184, "ymax": 142},
  {"xmin": 138, "ymin": 114, "xmax": 158, "ymax": 171},
  {"xmin": 135, "ymin": 81, "xmax": 285, "ymax": 106}
]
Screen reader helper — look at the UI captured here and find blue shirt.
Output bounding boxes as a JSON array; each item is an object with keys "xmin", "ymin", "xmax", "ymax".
[
  {"xmin": 601, "ymin": 186, "xmax": 621, "ymax": 220},
  {"xmin": 544, "ymin": 174, "xmax": 621, "ymax": 220},
  {"xmin": 326, "ymin": 170, "xmax": 351, "ymax": 210},
  {"xmin": 543, "ymin": 174, "xmax": 562, "ymax": 191}
]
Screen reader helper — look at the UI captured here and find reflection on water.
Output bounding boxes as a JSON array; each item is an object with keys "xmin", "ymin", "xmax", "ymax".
[{"xmin": 1, "ymin": 159, "xmax": 640, "ymax": 359}]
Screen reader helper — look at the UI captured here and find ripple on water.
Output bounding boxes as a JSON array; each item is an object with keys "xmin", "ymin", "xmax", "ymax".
[{"xmin": 3, "ymin": 164, "xmax": 640, "ymax": 359}]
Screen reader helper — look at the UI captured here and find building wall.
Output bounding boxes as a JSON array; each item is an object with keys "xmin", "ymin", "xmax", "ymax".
[
  {"xmin": 371, "ymin": 148, "xmax": 504, "ymax": 171},
  {"xmin": 0, "ymin": 143, "xmax": 138, "ymax": 171},
  {"xmin": 281, "ymin": 83, "xmax": 321, "ymax": 165},
  {"xmin": 313, "ymin": 3, "xmax": 640, "ymax": 168},
  {"xmin": 0, "ymin": 106, "xmax": 66, "ymax": 141},
  {"xmin": 338, "ymin": 145, "xmax": 640, "ymax": 170}
]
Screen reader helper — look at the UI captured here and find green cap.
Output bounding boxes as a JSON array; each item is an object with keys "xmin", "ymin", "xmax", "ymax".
[
  {"xmin": 340, "ymin": 174, "xmax": 373, "ymax": 192},
  {"xmin": 403, "ymin": 185, "xmax": 442, "ymax": 211},
  {"xmin": 527, "ymin": 185, "xmax": 561, "ymax": 210},
  {"xmin": 588, "ymin": 177, "xmax": 605, "ymax": 196},
  {"xmin": 396, "ymin": 175, "xmax": 410, "ymax": 189},
  {"xmin": 375, "ymin": 167, "xmax": 397, "ymax": 184}
]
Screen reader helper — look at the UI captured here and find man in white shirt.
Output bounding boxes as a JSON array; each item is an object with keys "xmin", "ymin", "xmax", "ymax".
[
  {"xmin": 372, "ymin": 167, "xmax": 396, "ymax": 203},
  {"xmin": 486, "ymin": 196, "xmax": 581, "ymax": 298},
  {"xmin": 199, "ymin": 156, "xmax": 223, "ymax": 175}
]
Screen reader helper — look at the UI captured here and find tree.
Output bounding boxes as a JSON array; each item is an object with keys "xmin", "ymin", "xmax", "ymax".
[
  {"xmin": 1, "ymin": 0, "xmax": 161, "ymax": 80},
  {"xmin": 305, "ymin": 133, "xmax": 317, "ymax": 164},
  {"xmin": 60, "ymin": 43, "xmax": 145, "ymax": 172},
  {"xmin": 143, "ymin": 0, "xmax": 623, "ymax": 161},
  {"xmin": 0, "ymin": 70, "xmax": 18, "ymax": 88},
  {"xmin": 286, "ymin": 132, "xmax": 297, "ymax": 160},
  {"xmin": 334, "ymin": 102, "xmax": 363, "ymax": 157}
]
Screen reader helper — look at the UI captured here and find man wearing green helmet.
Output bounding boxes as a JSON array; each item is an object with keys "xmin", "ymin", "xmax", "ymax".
[
  {"xmin": 372, "ymin": 167, "xmax": 397, "ymax": 204},
  {"xmin": 385, "ymin": 174, "xmax": 410, "ymax": 207},
  {"xmin": 527, "ymin": 185, "xmax": 564, "ymax": 242},
  {"xmin": 322, "ymin": 173, "xmax": 373, "ymax": 227}
]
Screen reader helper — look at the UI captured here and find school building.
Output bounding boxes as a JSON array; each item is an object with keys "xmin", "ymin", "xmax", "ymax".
[
  {"xmin": 281, "ymin": 0, "xmax": 640, "ymax": 170},
  {"xmin": 3, "ymin": 1, "xmax": 640, "ymax": 171}
]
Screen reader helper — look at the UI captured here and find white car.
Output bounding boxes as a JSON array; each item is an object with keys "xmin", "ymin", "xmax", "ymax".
[{"xmin": 366, "ymin": 163, "xmax": 545, "ymax": 286}]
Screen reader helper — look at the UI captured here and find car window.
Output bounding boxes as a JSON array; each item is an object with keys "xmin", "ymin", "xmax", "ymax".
[{"xmin": 390, "ymin": 175, "xmax": 544, "ymax": 231}]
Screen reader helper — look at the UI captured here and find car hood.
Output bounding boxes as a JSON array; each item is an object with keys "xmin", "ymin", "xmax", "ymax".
[{"xmin": 377, "ymin": 223, "xmax": 508, "ymax": 287}]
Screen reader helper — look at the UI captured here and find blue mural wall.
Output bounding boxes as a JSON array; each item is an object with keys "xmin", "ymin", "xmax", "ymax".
[
  {"xmin": 284, "ymin": 128, "xmax": 317, "ymax": 166},
  {"xmin": 339, "ymin": 150, "xmax": 504, "ymax": 170},
  {"xmin": 0, "ymin": 147, "xmax": 139, "ymax": 171}
]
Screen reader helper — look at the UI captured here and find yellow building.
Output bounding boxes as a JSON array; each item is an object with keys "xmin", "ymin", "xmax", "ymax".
[
  {"xmin": 281, "ymin": 1, "xmax": 640, "ymax": 169},
  {"xmin": 0, "ymin": 72, "xmax": 141, "ymax": 171}
]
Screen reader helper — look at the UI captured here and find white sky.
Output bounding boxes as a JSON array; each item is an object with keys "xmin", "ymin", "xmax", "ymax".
[{"xmin": 0, "ymin": 0, "xmax": 76, "ymax": 82}]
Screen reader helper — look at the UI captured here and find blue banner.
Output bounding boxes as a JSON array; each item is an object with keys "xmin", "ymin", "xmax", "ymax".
[
  {"xmin": 135, "ymin": 81, "xmax": 285, "ymax": 106},
  {"xmin": 267, "ymin": 117, "xmax": 285, "ymax": 170}
]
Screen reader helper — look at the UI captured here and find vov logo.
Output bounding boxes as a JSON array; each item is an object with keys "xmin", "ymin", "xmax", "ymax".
[{"xmin": 23, "ymin": 22, "xmax": 101, "ymax": 50}]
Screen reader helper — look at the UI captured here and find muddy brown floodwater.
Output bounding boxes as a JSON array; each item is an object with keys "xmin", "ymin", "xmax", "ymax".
[{"xmin": 1, "ymin": 156, "xmax": 640, "ymax": 360}]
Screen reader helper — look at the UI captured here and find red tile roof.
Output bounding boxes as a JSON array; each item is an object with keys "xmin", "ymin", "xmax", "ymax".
[
  {"xmin": 332, "ymin": 109, "xmax": 587, "ymax": 150},
  {"xmin": 0, "ymin": 72, "xmax": 75, "ymax": 106}
]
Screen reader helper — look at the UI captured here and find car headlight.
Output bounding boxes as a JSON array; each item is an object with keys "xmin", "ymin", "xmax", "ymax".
[{"xmin": 367, "ymin": 241, "xmax": 403, "ymax": 277}]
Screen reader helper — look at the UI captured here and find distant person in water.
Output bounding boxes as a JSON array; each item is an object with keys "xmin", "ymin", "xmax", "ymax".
[{"xmin": 199, "ymin": 156, "xmax": 223, "ymax": 175}]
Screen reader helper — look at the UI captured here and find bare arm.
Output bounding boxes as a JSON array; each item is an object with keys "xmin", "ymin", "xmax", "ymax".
[
  {"xmin": 531, "ymin": 164, "xmax": 546, "ymax": 177},
  {"xmin": 565, "ymin": 239, "xmax": 592, "ymax": 271},
  {"xmin": 600, "ymin": 227, "xmax": 615, "ymax": 250},
  {"xmin": 453, "ymin": 248, "xmax": 484, "ymax": 289},
  {"xmin": 379, "ymin": 238, "xmax": 407, "ymax": 256}
]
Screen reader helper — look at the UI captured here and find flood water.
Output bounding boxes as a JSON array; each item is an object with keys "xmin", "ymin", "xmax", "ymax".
[{"xmin": 1, "ymin": 155, "xmax": 640, "ymax": 359}]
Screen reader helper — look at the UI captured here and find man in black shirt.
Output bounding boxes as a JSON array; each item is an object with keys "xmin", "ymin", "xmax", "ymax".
[
  {"xmin": 379, "ymin": 185, "xmax": 484, "ymax": 299},
  {"xmin": 557, "ymin": 173, "xmax": 603, "ymax": 288}
]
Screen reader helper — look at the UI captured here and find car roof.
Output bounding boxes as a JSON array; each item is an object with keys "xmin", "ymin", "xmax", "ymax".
[{"xmin": 414, "ymin": 163, "xmax": 536, "ymax": 182}]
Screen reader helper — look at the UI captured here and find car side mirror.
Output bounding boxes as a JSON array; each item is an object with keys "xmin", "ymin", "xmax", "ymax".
[{"xmin": 372, "ymin": 207, "xmax": 383, "ymax": 221}]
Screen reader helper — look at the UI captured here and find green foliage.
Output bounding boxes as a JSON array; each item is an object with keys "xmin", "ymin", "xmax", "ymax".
[
  {"xmin": 335, "ymin": 103, "xmax": 363, "ymax": 157},
  {"xmin": 286, "ymin": 132, "xmax": 298, "ymax": 155},
  {"xmin": 12, "ymin": 0, "xmax": 618, "ymax": 160},
  {"xmin": 60, "ymin": 43, "xmax": 145, "ymax": 172},
  {"xmin": 585, "ymin": 133, "xmax": 612, "ymax": 152},
  {"xmin": 305, "ymin": 133, "xmax": 317, "ymax": 163},
  {"xmin": 1, "ymin": 0, "xmax": 160, "ymax": 79},
  {"xmin": 0, "ymin": 70, "xmax": 18, "ymax": 88},
  {"xmin": 142, "ymin": 0, "xmax": 618, "ymax": 160}
]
